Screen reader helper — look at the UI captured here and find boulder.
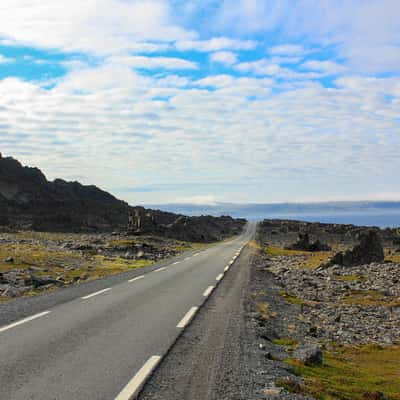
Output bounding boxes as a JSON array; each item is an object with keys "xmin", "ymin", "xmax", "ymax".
[
  {"xmin": 292, "ymin": 344, "xmax": 323, "ymax": 365},
  {"xmin": 325, "ymin": 230, "xmax": 384, "ymax": 267}
]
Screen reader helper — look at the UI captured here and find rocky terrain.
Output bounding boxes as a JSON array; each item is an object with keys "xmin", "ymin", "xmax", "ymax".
[
  {"xmin": 248, "ymin": 219, "xmax": 400, "ymax": 399},
  {"xmin": 0, "ymin": 231, "xmax": 206, "ymax": 302},
  {"xmin": 0, "ymin": 156, "xmax": 245, "ymax": 242}
]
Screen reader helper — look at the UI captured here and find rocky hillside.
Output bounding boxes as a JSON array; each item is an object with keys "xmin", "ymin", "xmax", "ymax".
[{"xmin": 0, "ymin": 156, "xmax": 245, "ymax": 241}]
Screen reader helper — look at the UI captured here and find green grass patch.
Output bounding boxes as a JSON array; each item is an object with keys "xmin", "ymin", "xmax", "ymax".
[
  {"xmin": 300, "ymin": 252, "xmax": 333, "ymax": 270},
  {"xmin": 342, "ymin": 290, "xmax": 400, "ymax": 307},
  {"xmin": 335, "ymin": 275, "xmax": 365, "ymax": 282},
  {"xmin": 265, "ymin": 246, "xmax": 308, "ymax": 257},
  {"xmin": 279, "ymin": 291, "xmax": 316, "ymax": 306},
  {"xmin": 386, "ymin": 254, "xmax": 400, "ymax": 264},
  {"xmin": 256, "ymin": 301, "xmax": 271, "ymax": 321},
  {"xmin": 273, "ymin": 338, "xmax": 299, "ymax": 347},
  {"xmin": 286, "ymin": 344, "xmax": 400, "ymax": 400}
]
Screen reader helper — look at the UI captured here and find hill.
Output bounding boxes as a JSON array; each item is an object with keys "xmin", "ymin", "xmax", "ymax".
[{"xmin": 0, "ymin": 156, "xmax": 245, "ymax": 242}]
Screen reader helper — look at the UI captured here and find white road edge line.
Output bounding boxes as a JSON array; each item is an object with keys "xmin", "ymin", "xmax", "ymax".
[
  {"xmin": 216, "ymin": 273, "xmax": 224, "ymax": 281},
  {"xmin": 184, "ymin": 257, "xmax": 191, "ymax": 261},
  {"xmin": 154, "ymin": 267, "xmax": 166, "ymax": 273},
  {"xmin": 172, "ymin": 261, "xmax": 181, "ymax": 265},
  {"xmin": 203, "ymin": 286, "xmax": 214, "ymax": 297},
  {"xmin": 193, "ymin": 253, "xmax": 200, "ymax": 257},
  {"xmin": 0, "ymin": 311, "xmax": 51, "ymax": 333},
  {"xmin": 177, "ymin": 306, "xmax": 199, "ymax": 329},
  {"xmin": 81, "ymin": 288, "xmax": 111, "ymax": 300},
  {"xmin": 114, "ymin": 355, "xmax": 161, "ymax": 400},
  {"xmin": 129, "ymin": 275, "xmax": 145, "ymax": 283}
]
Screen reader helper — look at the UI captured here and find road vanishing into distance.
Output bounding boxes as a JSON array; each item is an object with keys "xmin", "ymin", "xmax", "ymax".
[{"xmin": 0, "ymin": 222, "xmax": 256, "ymax": 400}]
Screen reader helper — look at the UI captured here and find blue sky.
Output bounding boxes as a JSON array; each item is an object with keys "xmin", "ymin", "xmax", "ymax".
[{"xmin": 0, "ymin": 0, "xmax": 399, "ymax": 205}]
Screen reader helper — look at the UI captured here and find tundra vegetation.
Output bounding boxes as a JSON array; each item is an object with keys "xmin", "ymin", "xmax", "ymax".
[{"xmin": 0, "ymin": 231, "xmax": 207, "ymax": 302}]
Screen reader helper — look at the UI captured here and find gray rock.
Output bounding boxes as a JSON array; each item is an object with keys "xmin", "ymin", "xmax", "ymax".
[{"xmin": 292, "ymin": 344, "xmax": 323, "ymax": 365}]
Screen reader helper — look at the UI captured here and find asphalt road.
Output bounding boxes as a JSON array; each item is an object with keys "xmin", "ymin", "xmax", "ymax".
[{"xmin": 0, "ymin": 222, "xmax": 256, "ymax": 400}]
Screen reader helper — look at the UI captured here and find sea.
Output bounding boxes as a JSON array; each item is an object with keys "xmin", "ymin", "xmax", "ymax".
[{"xmin": 149, "ymin": 202, "xmax": 400, "ymax": 229}]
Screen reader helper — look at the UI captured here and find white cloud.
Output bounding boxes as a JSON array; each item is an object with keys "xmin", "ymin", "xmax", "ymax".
[
  {"xmin": 176, "ymin": 37, "xmax": 257, "ymax": 52},
  {"xmin": 212, "ymin": 0, "xmax": 400, "ymax": 74},
  {"xmin": 1, "ymin": 66, "xmax": 399, "ymax": 203},
  {"xmin": 110, "ymin": 55, "xmax": 198, "ymax": 70},
  {"xmin": 235, "ymin": 59, "xmax": 321, "ymax": 80},
  {"xmin": 196, "ymin": 75, "xmax": 235, "ymax": 88},
  {"xmin": 269, "ymin": 44, "xmax": 306, "ymax": 56},
  {"xmin": 0, "ymin": 0, "xmax": 196, "ymax": 55},
  {"xmin": 302, "ymin": 60, "xmax": 347, "ymax": 76},
  {"xmin": 209, "ymin": 51, "xmax": 238, "ymax": 65},
  {"xmin": 0, "ymin": 54, "xmax": 14, "ymax": 64}
]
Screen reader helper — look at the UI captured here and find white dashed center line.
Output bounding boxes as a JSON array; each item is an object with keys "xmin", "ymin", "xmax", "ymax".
[
  {"xmin": 154, "ymin": 267, "xmax": 166, "ymax": 273},
  {"xmin": 203, "ymin": 286, "xmax": 214, "ymax": 297},
  {"xmin": 81, "ymin": 288, "xmax": 111, "ymax": 300},
  {"xmin": 216, "ymin": 273, "xmax": 224, "ymax": 281},
  {"xmin": 114, "ymin": 355, "xmax": 162, "ymax": 400},
  {"xmin": 177, "ymin": 307, "xmax": 199, "ymax": 328},
  {"xmin": 0, "ymin": 311, "xmax": 51, "ymax": 333},
  {"xmin": 129, "ymin": 275, "xmax": 145, "ymax": 283},
  {"xmin": 172, "ymin": 261, "xmax": 181, "ymax": 265},
  {"xmin": 224, "ymin": 266, "xmax": 229, "ymax": 272}
]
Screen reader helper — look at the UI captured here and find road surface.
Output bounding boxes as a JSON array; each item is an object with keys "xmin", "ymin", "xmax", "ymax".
[{"xmin": 0, "ymin": 222, "xmax": 256, "ymax": 400}]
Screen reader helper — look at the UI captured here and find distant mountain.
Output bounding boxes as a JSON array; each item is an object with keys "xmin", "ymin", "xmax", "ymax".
[{"xmin": 0, "ymin": 156, "xmax": 245, "ymax": 241}]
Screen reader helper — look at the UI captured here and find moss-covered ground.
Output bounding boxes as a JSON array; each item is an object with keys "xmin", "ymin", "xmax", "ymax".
[{"xmin": 285, "ymin": 344, "xmax": 400, "ymax": 400}]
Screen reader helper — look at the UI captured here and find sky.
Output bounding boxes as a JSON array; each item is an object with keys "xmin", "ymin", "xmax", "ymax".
[{"xmin": 0, "ymin": 0, "xmax": 399, "ymax": 205}]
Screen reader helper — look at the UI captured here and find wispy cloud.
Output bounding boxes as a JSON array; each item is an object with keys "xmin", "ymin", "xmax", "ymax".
[
  {"xmin": 209, "ymin": 51, "xmax": 238, "ymax": 65},
  {"xmin": 175, "ymin": 37, "xmax": 257, "ymax": 52}
]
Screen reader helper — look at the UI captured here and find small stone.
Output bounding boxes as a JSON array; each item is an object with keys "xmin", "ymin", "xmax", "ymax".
[{"xmin": 362, "ymin": 392, "xmax": 387, "ymax": 400}]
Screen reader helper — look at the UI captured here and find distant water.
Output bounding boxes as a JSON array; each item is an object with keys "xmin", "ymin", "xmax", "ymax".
[
  {"xmin": 149, "ymin": 202, "xmax": 400, "ymax": 228},
  {"xmin": 244, "ymin": 213, "xmax": 400, "ymax": 228}
]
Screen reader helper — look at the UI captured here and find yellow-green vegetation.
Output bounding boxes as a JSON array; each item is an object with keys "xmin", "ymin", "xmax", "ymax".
[
  {"xmin": 335, "ymin": 275, "xmax": 365, "ymax": 282},
  {"xmin": 256, "ymin": 301, "xmax": 271, "ymax": 320},
  {"xmin": 0, "ymin": 231, "xmax": 218, "ymax": 302},
  {"xmin": 285, "ymin": 344, "xmax": 400, "ymax": 400},
  {"xmin": 265, "ymin": 246, "xmax": 308, "ymax": 257},
  {"xmin": 0, "ymin": 242, "xmax": 155, "ymax": 282},
  {"xmin": 0, "ymin": 243, "xmax": 84, "ymax": 272},
  {"xmin": 342, "ymin": 290, "xmax": 400, "ymax": 307},
  {"xmin": 272, "ymin": 338, "xmax": 298, "ymax": 347},
  {"xmin": 300, "ymin": 251, "xmax": 333, "ymax": 270},
  {"xmin": 91, "ymin": 256, "xmax": 153, "ymax": 279},
  {"xmin": 261, "ymin": 244, "xmax": 333, "ymax": 270},
  {"xmin": 279, "ymin": 291, "xmax": 316, "ymax": 306},
  {"xmin": 248, "ymin": 240, "xmax": 262, "ymax": 251},
  {"xmin": 386, "ymin": 253, "xmax": 400, "ymax": 264}
]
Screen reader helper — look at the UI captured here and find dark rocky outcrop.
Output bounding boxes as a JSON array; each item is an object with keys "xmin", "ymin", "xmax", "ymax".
[
  {"xmin": 0, "ymin": 156, "xmax": 245, "ymax": 241},
  {"xmin": 285, "ymin": 233, "xmax": 331, "ymax": 252},
  {"xmin": 325, "ymin": 230, "xmax": 384, "ymax": 267}
]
